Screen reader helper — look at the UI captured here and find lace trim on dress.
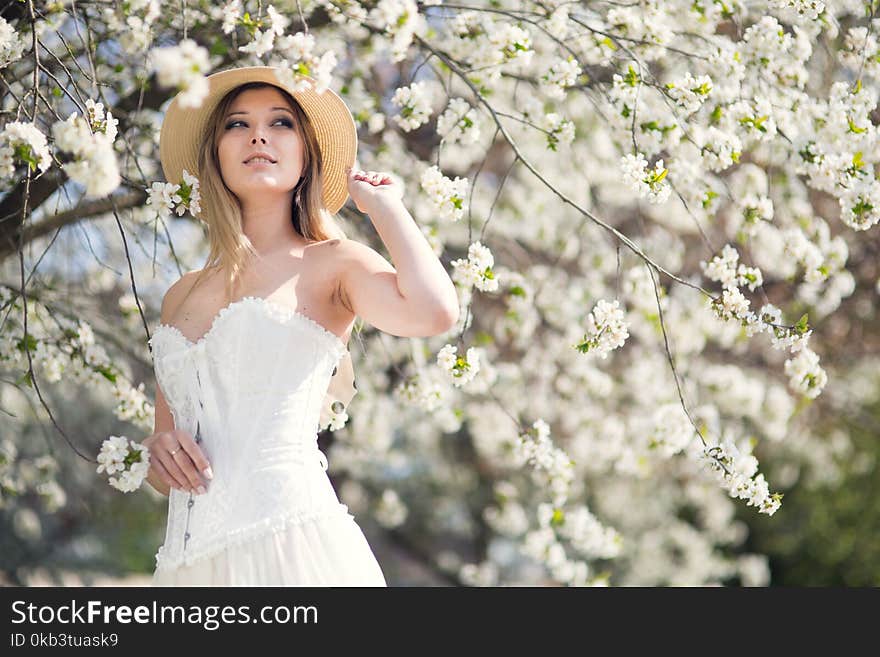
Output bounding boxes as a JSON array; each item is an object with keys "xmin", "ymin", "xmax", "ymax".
[
  {"xmin": 153, "ymin": 503, "xmax": 356, "ymax": 572},
  {"xmin": 151, "ymin": 295, "xmax": 347, "ymax": 358}
]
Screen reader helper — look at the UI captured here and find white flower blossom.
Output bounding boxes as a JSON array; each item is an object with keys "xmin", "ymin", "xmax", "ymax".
[
  {"xmin": 420, "ymin": 165, "xmax": 469, "ymax": 222},
  {"xmin": 96, "ymin": 435, "xmax": 151, "ymax": 493},
  {"xmin": 436, "ymin": 97, "xmax": 482, "ymax": 145},
  {"xmin": 437, "ymin": 343, "xmax": 481, "ymax": 387},
  {"xmin": 512, "ymin": 419, "xmax": 575, "ymax": 507},
  {"xmin": 697, "ymin": 433, "xmax": 782, "ymax": 516},
  {"xmin": 145, "ymin": 168, "xmax": 200, "ymax": 218},
  {"xmin": 784, "ymin": 346, "xmax": 828, "ymax": 398},
  {"xmin": 392, "ymin": 80, "xmax": 434, "ymax": 132},
  {"xmin": 579, "ymin": 299, "xmax": 630, "ymax": 359},
  {"xmin": 51, "ymin": 99, "xmax": 121, "ymax": 197},
  {"xmin": 769, "ymin": 0, "xmax": 825, "ymax": 21},
  {"xmin": 666, "ymin": 72, "xmax": 713, "ymax": 115},
  {"xmin": 0, "ymin": 121, "xmax": 53, "ymax": 179},
  {"xmin": 620, "ymin": 153, "xmax": 671, "ymax": 204},
  {"xmin": 219, "ymin": 0, "xmax": 242, "ymax": 34},
  {"xmin": 701, "ymin": 244, "xmax": 741, "ymax": 289},
  {"xmin": 541, "ymin": 56, "xmax": 582, "ymax": 100},
  {"xmin": 0, "ymin": 16, "xmax": 27, "ymax": 68},
  {"xmin": 149, "ymin": 39, "xmax": 212, "ymax": 108},
  {"xmin": 451, "ymin": 241, "xmax": 499, "ymax": 292}
]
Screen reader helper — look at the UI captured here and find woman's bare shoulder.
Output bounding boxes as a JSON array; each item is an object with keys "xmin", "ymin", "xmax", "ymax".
[{"xmin": 160, "ymin": 269, "xmax": 204, "ymax": 322}]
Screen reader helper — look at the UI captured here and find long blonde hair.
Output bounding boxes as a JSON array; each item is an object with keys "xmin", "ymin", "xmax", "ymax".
[{"xmin": 185, "ymin": 81, "xmax": 347, "ymax": 303}]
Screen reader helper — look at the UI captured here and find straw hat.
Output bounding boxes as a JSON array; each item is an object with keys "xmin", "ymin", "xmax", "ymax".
[{"xmin": 159, "ymin": 65, "xmax": 357, "ymax": 214}]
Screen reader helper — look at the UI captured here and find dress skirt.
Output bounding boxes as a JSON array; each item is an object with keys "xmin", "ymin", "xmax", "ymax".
[{"xmin": 152, "ymin": 508, "xmax": 387, "ymax": 587}]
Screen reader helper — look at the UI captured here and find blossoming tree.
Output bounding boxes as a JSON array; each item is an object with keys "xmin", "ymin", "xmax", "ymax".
[{"xmin": 1, "ymin": 0, "xmax": 878, "ymax": 585}]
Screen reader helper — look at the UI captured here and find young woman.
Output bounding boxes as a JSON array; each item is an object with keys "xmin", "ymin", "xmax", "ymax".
[{"xmin": 144, "ymin": 66, "xmax": 459, "ymax": 586}]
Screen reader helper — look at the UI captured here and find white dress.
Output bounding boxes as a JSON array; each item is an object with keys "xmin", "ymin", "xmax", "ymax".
[{"xmin": 147, "ymin": 295, "xmax": 387, "ymax": 587}]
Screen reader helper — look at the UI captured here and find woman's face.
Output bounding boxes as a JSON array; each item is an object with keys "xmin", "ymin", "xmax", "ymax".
[{"xmin": 217, "ymin": 86, "xmax": 305, "ymax": 203}]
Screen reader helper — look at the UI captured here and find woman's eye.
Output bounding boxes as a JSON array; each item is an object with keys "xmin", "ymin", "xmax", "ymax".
[{"xmin": 225, "ymin": 118, "xmax": 292, "ymax": 129}]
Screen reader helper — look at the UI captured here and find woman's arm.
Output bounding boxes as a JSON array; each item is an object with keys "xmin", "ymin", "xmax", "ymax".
[{"xmin": 335, "ymin": 172, "xmax": 460, "ymax": 337}]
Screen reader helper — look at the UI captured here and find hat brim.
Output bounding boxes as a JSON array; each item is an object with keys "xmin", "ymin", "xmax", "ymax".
[{"xmin": 159, "ymin": 66, "xmax": 357, "ymax": 215}]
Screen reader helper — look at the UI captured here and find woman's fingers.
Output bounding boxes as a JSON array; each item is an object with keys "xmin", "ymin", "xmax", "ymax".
[
  {"xmin": 175, "ymin": 430, "xmax": 213, "ymax": 481},
  {"xmin": 352, "ymin": 169, "xmax": 390, "ymax": 185},
  {"xmin": 156, "ymin": 447, "xmax": 194, "ymax": 492},
  {"xmin": 149, "ymin": 457, "xmax": 176, "ymax": 493},
  {"xmin": 156, "ymin": 431, "xmax": 208, "ymax": 493},
  {"xmin": 170, "ymin": 431, "xmax": 210, "ymax": 493}
]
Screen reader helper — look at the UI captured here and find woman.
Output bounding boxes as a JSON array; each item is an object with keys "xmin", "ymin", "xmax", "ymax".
[{"xmin": 143, "ymin": 66, "xmax": 459, "ymax": 586}]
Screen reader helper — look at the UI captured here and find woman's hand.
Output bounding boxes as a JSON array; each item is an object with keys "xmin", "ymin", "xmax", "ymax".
[
  {"xmin": 142, "ymin": 429, "xmax": 213, "ymax": 496},
  {"xmin": 346, "ymin": 166, "xmax": 404, "ymax": 216}
]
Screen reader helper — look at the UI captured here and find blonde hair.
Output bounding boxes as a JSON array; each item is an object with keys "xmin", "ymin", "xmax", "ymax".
[{"xmin": 185, "ymin": 81, "xmax": 347, "ymax": 303}]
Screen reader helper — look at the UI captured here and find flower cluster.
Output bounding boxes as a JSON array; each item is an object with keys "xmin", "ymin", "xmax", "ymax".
[
  {"xmin": 783, "ymin": 340, "xmax": 829, "ymax": 399},
  {"xmin": 702, "ymin": 244, "xmax": 764, "ymax": 291},
  {"xmin": 436, "ymin": 343, "xmax": 481, "ymax": 387},
  {"xmin": 146, "ymin": 169, "xmax": 202, "ymax": 218},
  {"xmin": 217, "ymin": 3, "xmax": 337, "ymax": 93},
  {"xmin": 791, "ymin": 82, "xmax": 880, "ymax": 232},
  {"xmin": 149, "ymin": 38, "xmax": 212, "ymax": 108},
  {"xmin": 695, "ymin": 126, "xmax": 743, "ymax": 172},
  {"xmin": 769, "ymin": 0, "xmax": 826, "ymax": 21},
  {"xmin": 237, "ymin": 3, "xmax": 290, "ymax": 57},
  {"xmin": 541, "ymin": 56, "xmax": 583, "ymax": 100},
  {"xmin": 420, "ymin": 165, "xmax": 469, "ymax": 222},
  {"xmin": 436, "ymin": 97, "xmax": 482, "ymax": 146},
  {"xmin": 396, "ymin": 372, "xmax": 445, "ymax": 412},
  {"xmin": 697, "ymin": 433, "xmax": 783, "ymax": 516},
  {"xmin": 100, "ymin": 1, "xmax": 160, "ymax": 56},
  {"xmin": 446, "ymin": 11, "xmax": 534, "ymax": 82},
  {"xmin": 219, "ymin": 0, "xmax": 243, "ymax": 34},
  {"xmin": 736, "ymin": 193, "xmax": 775, "ymax": 238},
  {"xmin": 841, "ymin": 25, "xmax": 880, "ymax": 79},
  {"xmin": 647, "ymin": 403, "xmax": 694, "ymax": 458},
  {"xmin": 577, "ymin": 299, "xmax": 630, "ymax": 360},
  {"xmin": 519, "ymin": 499, "xmax": 622, "ymax": 586},
  {"xmin": 96, "ymin": 435, "xmax": 151, "ymax": 493},
  {"xmin": 539, "ymin": 112, "xmax": 576, "ymax": 151},
  {"xmin": 391, "ymin": 80, "xmax": 434, "ymax": 132},
  {"xmin": 0, "ymin": 122, "xmax": 52, "ymax": 180},
  {"xmin": 665, "ymin": 72, "xmax": 713, "ymax": 115},
  {"xmin": 451, "ymin": 241, "xmax": 499, "ymax": 292},
  {"xmin": 0, "ymin": 15, "xmax": 26, "ymax": 67},
  {"xmin": 511, "ymin": 419, "xmax": 574, "ymax": 507},
  {"xmin": 620, "ymin": 152, "xmax": 671, "ymax": 204},
  {"xmin": 367, "ymin": 0, "xmax": 426, "ymax": 63},
  {"xmin": 701, "ymin": 244, "xmax": 826, "ymax": 398},
  {"xmin": 51, "ymin": 99, "xmax": 121, "ymax": 198},
  {"xmin": 273, "ymin": 32, "xmax": 338, "ymax": 94}
]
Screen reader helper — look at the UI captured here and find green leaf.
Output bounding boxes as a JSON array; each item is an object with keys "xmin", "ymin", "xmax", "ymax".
[
  {"xmin": 847, "ymin": 118, "xmax": 866, "ymax": 134},
  {"xmin": 209, "ymin": 39, "xmax": 228, "ymax": 57}
]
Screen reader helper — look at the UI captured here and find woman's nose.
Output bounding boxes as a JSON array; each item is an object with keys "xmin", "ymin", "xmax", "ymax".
[{"xmin": 250, "ymin": 124, "xmax": 268, "ymax": 143}]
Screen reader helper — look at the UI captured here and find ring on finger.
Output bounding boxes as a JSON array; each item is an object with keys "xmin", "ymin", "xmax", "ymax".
[{"xmin": 169, "ymin": 445, "xmax": 182, "ymax": 456}]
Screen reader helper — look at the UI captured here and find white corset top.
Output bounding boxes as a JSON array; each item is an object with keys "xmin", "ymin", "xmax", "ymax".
[{"xmin": 148, "ymin": 295, "xmax": 353, "ymax": 571}]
